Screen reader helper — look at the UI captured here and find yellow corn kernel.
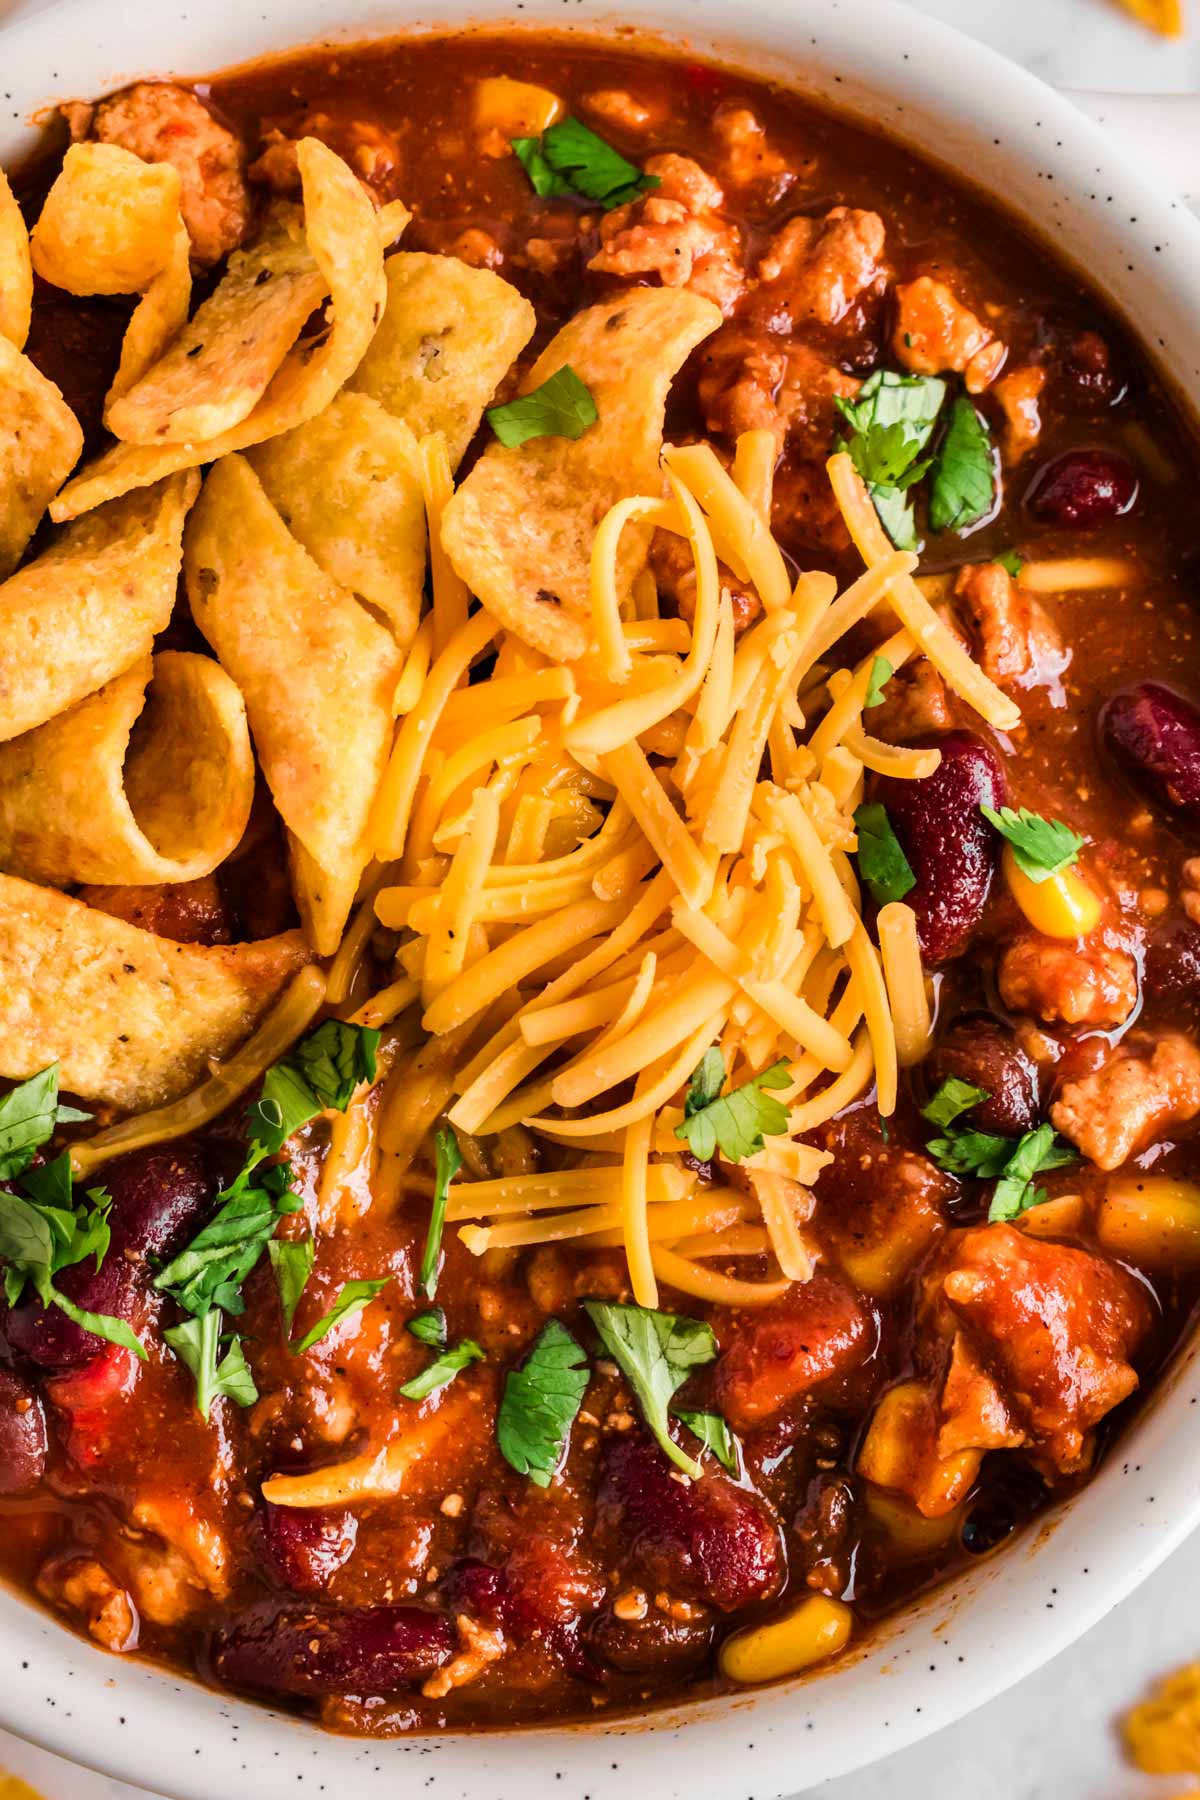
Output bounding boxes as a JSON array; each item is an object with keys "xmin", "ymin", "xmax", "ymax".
[
  {"xmin": 863, "ymin": 1487, "xmax": 964, "ymax": 1556},
  {"xmin": 1002, "ymin": 844, "xmax": 1101, "ymax": 939},
  {"xmin": 1017, "ymin": 1192, "xmax": 1086, "ymax": 1239},
  {"xmin": 476, "ymin": 76, "xmax": 564, "ymax": 137},
  {"xmin": 720, "ymin": 1595, "xmax": 853, "ymax": 1685},
  {"xmin": 1098, "ymin": 1177, "xmax": 1200, "ymax": 1270}
]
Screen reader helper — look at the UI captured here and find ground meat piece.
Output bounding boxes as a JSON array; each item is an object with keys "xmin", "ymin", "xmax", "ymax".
[
  {"xmin": 811, "ymin": 1107, "xmax": 955, "ymax": 1298},
  {"xmin": 771, "ymin": 457, "xmax": 854, "ymax": 563},
  {"xmin": 935, "ymin": 1331, "xmax": 1025, "ymax": 1458},
  {"xmin": 998, "ymin": 932, "xmax": 1138, "ymax": 1029},
  {"xmin": 650, "ymin": 527, "xmax": 761, "ymax": 635},
  {"xmin": 446, "ymin": 227, "xmax": 504, "ymax": 270},
  {"xmin": 864, "ymin": 656, "xmax": 953, "ymax": 743},
  {"xmin": 93, "ymin": 82, "xmax": 250, "ymax": 266},
  {"xmin": 930, "ymin": 1223, "xmax": 1150, "ymax": 1469},
  {"xmin": 893, "ymin": 275, "xmax": 1006, "ymax": 393},
  {"xmin": 76, "ymin": 874, "xmax": 233, "ymax": 945},
  {"xmin": 1051, "ymin": 1032, "xmax": 1200, "ymax": 1171},
  {"xmin": 584, "ymin": 89, "xmax": 658, "ymax": 131},
  {"xmin": 696, "ymin": 327, "xmax": 859, "ymax": 452},
  {"xmin": 712, "ymin": 105, "xmax": 796, "ymax": 194},
  {"xmin": 589, "ymin": 152, "xmax": 744, "ymax": 314},
  {"xmin": 38, "ymin": 1556, "xmax": 138, "ymax": 1652},
  {"xmin": 714, "ymin": 1274, "xmax": 875, "ymax": 1428},
  {"xmin": 993, "ymin": 364, "xmax": 1046, "ymax": 460},
  {"xmin": 756, "ymin": 206, "xmax": 886, "ymax": 329},
  {"xmin": 421, "ymin": 1614, "xmax": 508, "ymax": 1699},
  {"xmin": 793, "ymin": 1474, "xmax": 855, "ymax": 1594},
  {"xmin": 249, "ymin": 115, "xmax": 403, "ymax": 198},
  {"xmin": 953, "ymin": 561, "xmax": 1065, "ymax": 689}
]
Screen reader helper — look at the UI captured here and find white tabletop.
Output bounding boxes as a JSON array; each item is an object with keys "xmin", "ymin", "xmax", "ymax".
[{"xmin": 0, "ymin": 4, "xmax": 1197, "ymax": 1797}]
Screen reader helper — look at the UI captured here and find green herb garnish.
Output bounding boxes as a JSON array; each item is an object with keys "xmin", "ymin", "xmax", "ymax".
[
  {"xmin": 0, "ymin": 1063, "xmax": 90, "ymax": 1182},
  {"xmin": 512, "ymin": 116, "xmax": 660, "ymax": 208},
  {"xmin": 981, "ymin": 804, "xmax": 1085, "ymax": 883},
  {"xmin": 582, "ymin": 1300, "xmax": 717, "ymax": 1479},
  {"xmin": 267, "ymin": 1237, "xmax": 315, "ymax": 1336},
  {"xmin": 487, "ymin": 366, "xmax": 598, "ymax": 448},
  {"xmin": 407, "ymin": 1307, "xmax": 448, "ymax": 1349},
  {"xmin": 922, "ymin": 1076, "xmax": 990, "ymax": 1131},
  {"xmin": 673, "ymin": 1051, "xmax": 790, "ymax": 1165},
  {"xmin": 853, "ymin": 801, "xmax": 916, "ymax": 906},
  {"xmin": 996, "ymin": 548, "xmax": 1024, "ymax": 578},
  {"xmin": 865, "ymin": 655, "xmax": 894, "ymax": 709},
  {"xmin": 986, "ymin": 1124, "xmax": 1077, "ymax": 1223},
  {"xmin": 164, "ymin": 1310, "xmax": 258, "ymax": 1421},
  {"xmin": 419, "ymin": 1127, "xmax": 462, "ymax": 1300},
  {"xmin": 672, "ymin": 1406, "xmax": 739, "ymax": 1473},
  {"xmin": 835, "ymin": 370, "xmax": 947, "ymax": 551},
  {"xmin": 496, "ymin": 1318, "xmax": 590, "ymax": 1487},
  {"xmin": 290, "ymin": 1278, "xmax": 389, "ymax": 1356},
  {"xmin": 399, "ymin": 1336, "xmax": 485, "ymax": 1401},
  {"xmin": 928, "ymin": 394, "xmax": 995, "ymax": 533}
]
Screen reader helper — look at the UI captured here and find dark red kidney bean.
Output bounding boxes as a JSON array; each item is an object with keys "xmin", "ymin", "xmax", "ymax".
[
  {"xmin": 440, "ymin": 1561, "xmax": 600, "ymax": 1681},
  {"xmin": 929, "ymin": 1014, "xmax": 1040, "ymax": 1136},
  {"xmin": 1144, "ymin": 917, "xmax": 1200, "ymax": 1005},
  {"xmin": 212, "ymin": 1602, "xmax": 452, "ymax": 1698},
  {"xmin": 0, "ymin": 1367, "xmax": 47, "ymax": 1493},
  {"xmin": 441, "ymin": 1558, "xmax": 513, "ymax": 1630},
  {"xmin": 256, "ymin": 1503, "xmax": 358, "ymax": 1594},
  {"xmin": 597, "ymin": 1434, "xmax": 782, "ymax": 1613},
  {"xmin": 1025, "ymin": 449, "xmax": 1138, "ymax": 527},
  {"xmin": 1102, "ymin": 682, "xmax": 1200, "ymax": 825},
  {"xmin": 6, "ymin": 1144, "xmax": 209, "ymax": 1368},
  {"xmin": 588, "ymin": 1606, "xmax": 713, "ymax": 1677},
  {"xmin": 873, "ymin": 731, "xmax": 1007, "ymax": 965}
]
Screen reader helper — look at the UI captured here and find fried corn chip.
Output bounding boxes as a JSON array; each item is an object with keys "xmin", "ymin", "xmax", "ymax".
[
  {"xmin": 52, "ymin": 140, "xmax": 399, "ymax": 522},
  {"xmin": 185, "ymin": 453, "xmax": 400, "ymax": 953},
  {"xmin": 0, "ymin": 336, "xmax": 84, "ymax": 580},
  {"xmin": 441, "ymin": 286, "xmax": 721, "ymax": 660},
  {"xmin": 0, "ymin": 649, "xmax": 254, "ymax": 887},
  {"xmin": 106, "ymin": 200, "xmax": 328, "ymax": 444},
  {"xmin": 248, "ymin": 391, "xmax": 426, "ymax": 650},
  {"xmin": 106, "ymin": 221, "xmax": 192, "ymax": 407},
  {"xmin": 0, "ymin": 470, "xmax": 198, "ymax": 742},
  {"xmin": 1125, "ymin": 1661, "xmax": 1200, "ymax": 1772},
  {"xmin": 0, "ymin": 871, "xmax": 313, "ymax": 1108},
  {"xmin": 0, "ymin": 169, "xmax": 33, "ymax": 348},
  {"xmin": 30, "ymin": 142, "xmax": 182, "ymax": 295},
  {"xmin": 349, "ymin": 251, "xmax": 535, "ymax": 469},
  {"xmin": 1115, "ymin": 0, "xmax": 1182, "ymax": 33}
]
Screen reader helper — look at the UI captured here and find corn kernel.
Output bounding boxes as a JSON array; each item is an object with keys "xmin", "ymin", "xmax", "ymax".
[
  {"xmin": 476, "ymin": 76, "xmax": 565, "ymax": 138},
  {"xmin": 719, "ymin": 1595, "xmax": 853, "ymax": 1685},
  {"xmin": 1002, "ymin": 844, "xmax": 1102, "ymax": 939},
  {"xmin": 863, "ymin": 1487, "xmax": 963, "ymax": 1556},
  {"xmin": 1098, "ymin": 1177, "xmax": 1200, "ymax": 1270},
  {"xmin": 1017, "ymin": 1192, "xmax": 1085, "ymax": 1239}
]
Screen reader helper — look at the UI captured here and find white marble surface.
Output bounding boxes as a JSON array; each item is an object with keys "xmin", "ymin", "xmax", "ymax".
[{"xmin": 0, "ymin": 4, "xmax": 1197, "ymax": 1797}]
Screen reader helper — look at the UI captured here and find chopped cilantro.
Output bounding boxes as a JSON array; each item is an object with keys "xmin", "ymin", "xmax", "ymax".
[
  {"xmin": 865, "ymin": 655, "xmax": 894, "ymax": 709},
  {"xmin": 248, "ymin": 1019, "xmax": 379, "ymax": 1155},
  {"xmin": 164, "ymin": 1309, "xmax": 258, "ymax": 1421},
  {"xmin": 399, "ymin": 1336, "xmax": 485, "ymax": 1401},
  {"xmin": 996, "ymin": 548, "xmax": 1024, "ymax": 578},
  {"xmin": 290, "ymin": 1278, "xmax": 390, "ymax": 1356},
  {"xmin": 487, "ymin": 365, "xmax": 598, "ymax": 447},
  {"xmin": 582, "ymin": 1300, "xmax": 717, "ymax": 1479},
  {"xmin": 926, "ymin": 1128, "xmax": 1013, "ymax": 1179},
  {"xmin": 419, "ymin": 1127, "xmax": 463, "ymax": 1300},
  {"xmin": 0, "ymin": 1064, "xmax": 90, "ymax": 1182},
  {"xmin": 835, "ymin": 370, "xmax": 947, "ymax": 550},
  {"xmin": 981, "ymin": 804, "xmax": 1085, "ymax": 884},
  {"xmin": 673, "ymin": 1052, "xmax": 790, "ymax": 1164},
  {"xmin": 672, "ymin": 1406, "xmax": 739, "ymax": 1473},
  {"xmin": 922, "ymin": 1076, "xmax": 990, "ymax": 1131},
  {"xmin": 928, "ymin": 394, "xmax": 996, "ymax": 533},
  {"xmin": 853, "ymin": 801, "xmax": 916, "ymax": 906},
  {"xmin": 407, "ymin": 1307, "xmax": 448, "ymax": 1350},
  {"xmin": 512, "ymin": 116, "xmax": 660, "ymax": 209},
  {"xmin": 496, "ymin": 1317, "xmax": 589, "ymax": 1487},
  {"xmin": 987, "ymin": 1124, "xmax": 1077, "ymax": 1223},
  {"xmin": 267, "ymin": 1237, "xmax": 315, "ymax": 1336}
]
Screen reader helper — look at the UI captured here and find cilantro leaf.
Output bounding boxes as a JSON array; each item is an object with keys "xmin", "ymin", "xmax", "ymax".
[
  {"xmin": 987, "ymin": 1124, "xmax": 1077, "ymax": 1222},
  {"xmin": 290, "ymin": 1277, "xmax": 389, "ymax": 1355},
  {"xmin": 49, "ymin": 1289, "xmax": 145, "ymax": 1359},
  {"xmin": 0, "ymin": 1064, "xmax": 89, "ymax": 1181},
  {"xmin": 154, "ymin": 1161, "xmax": 296, "ymax": 1319},
  {"xmin": 929, "ymin": 394, "xmax": 995, "ymax": 533},
  {"xmin": 513, "ymin": 116, "xmax": 660, "ymax": 209},
  {"xmin": 487, "ymin": 366, "xmax": 598, "ymax": 448},
  {"xmin": 247, "ymin": 1020, "xmax": 379, "ymax": 1155},
  {"xmin": 996, "ymin": 548, "xmax": 1024, "ymax": 578},
  {"xmin": 853, "ymin": 801, "xmax": 916, "ymax": 906},
  {"xmin": 835, "ymin": 370, "xmax": 947, "ymax": 549},
  {"xmin": 407, "ymin": 1308, "xmax": 448, "ymax": 1349},
  {"xmin": 926, "ymin": 1128, "xmax": 1013, "ymax": 1178},
  {"xmin": 673, "ymin": 1054, "xmax": 790, "ymax": 1164},
  {"xmin": 419, "ymin": 1126, "xmax": 462, "ymax": 1300},
  {"xmin": 496, "ymin": 1318, "xmax": 589, "ymax": 1487},
  {"xmin": 865, "ymin": 655, "xmax": 894, "ymax": 710},
  {"xmin": 248, "ymin": 1063, "xmax": 321, "ymax": 1159},
  {"xmin": 671, "ymin": 1406, "xmax": 739, "ymax": 1473},
  {"xmin": 981, "ymin": 805, "xmax": 1085, "ymax": 884},
  {"xmin": 0, "ymin": 1156, "xmax": 137, "ymax": 1359},
  {"xmin": 582, "ymin": 1300, "xmax": 717, "ymax": 1478},
  {"xmin": 268, "ymin": 1237, "xmax": 315, "ymax": 1336},
  {"xmin": 164, "ymin": 1309, "xmax": 258, "ymax": 1421},
  {"xmin": 399, "ymin": 1336, "xmax": 484, "ymax": 1401},
  {"xmin": 922, "ymin": 1077, "xmax": 990, "ymax": 1131},
  {"xmin": 0, "ymin": 1191, "xmax": 56, "ymax": 1272}
]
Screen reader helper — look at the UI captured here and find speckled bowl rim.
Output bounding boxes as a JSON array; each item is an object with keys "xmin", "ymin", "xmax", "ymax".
[{"xmin": 3, "ymin": 1, "xmax": 1200, "ymax": 1794}]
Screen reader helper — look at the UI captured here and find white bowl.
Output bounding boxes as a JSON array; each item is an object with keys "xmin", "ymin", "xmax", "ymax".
[{"xmin": 3, "ymin": 2, "xmax": 1200, "ymax": 1794}]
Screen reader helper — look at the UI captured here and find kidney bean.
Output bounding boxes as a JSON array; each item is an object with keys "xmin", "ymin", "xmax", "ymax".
[
  {"xmin": 1025, "ymin": 449, "xmax": 1138, "ymax": 527},
  {"xmin": 589, "ymin": 1606, "xmax": 713, "ymax": 1677},
  {"xmin": 1102, "ymin": 681, "xmax": 1200, "ymax": 825},
  {"xmin": 212, "ymin": 1601, "xmax": 453, "ymax": 1698},
  {"xmin": 929, "ymin": 1014, "xmax": 1040, "ymax": 1136},
  {"xmin": 440, "ymin": 1559, "xmax": 601, "ymax": 1682},
  {"xmin": 873, "ymin": 731, "xmax": 1007, "ymax": 965},
  {"xmin": 6, "ymin": 1144, "xmax": 209, "ymax": 1369},
  {"xmin": 0, "ymin": 1367, "xmax": 47, "ymax": 1492},
  {"xmin": 256, "ymin": 1503, "xmax": 358, "ymax": 1594},
  {"xmin": 597, "ymin": 1435, "xmax": 782, "ymax": 1613},
  {"xmin": 1144, "ymin": 917, "xmax": 1200, "ymax": 1005}
]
